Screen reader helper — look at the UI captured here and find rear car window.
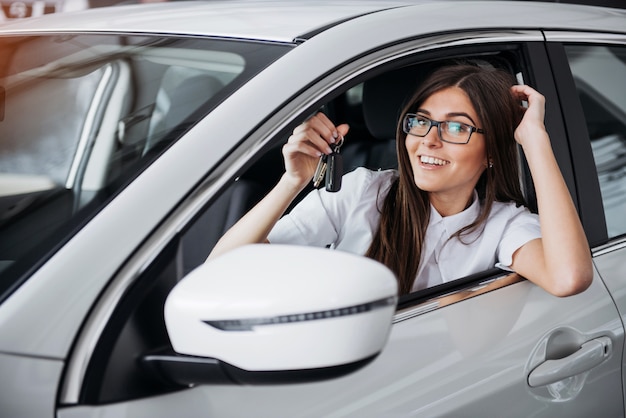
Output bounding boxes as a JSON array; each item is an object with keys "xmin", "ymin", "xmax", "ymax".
[{"xmin": 564, "ymin": 44, "xmax": 626, "ymax": 240}]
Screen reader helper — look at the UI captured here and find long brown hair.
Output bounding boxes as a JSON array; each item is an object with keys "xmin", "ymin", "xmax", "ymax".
[{"xmin": 365, "ymin": 64, "xmax": 526, "ymax": 295}]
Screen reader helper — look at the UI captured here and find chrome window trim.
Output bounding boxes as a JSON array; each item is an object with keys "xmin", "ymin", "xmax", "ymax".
[
  {"xmin": 544, "ymin": 31, "xmax": 626, "ymax": 44},
  {"xmin": 60, "ymin": 29, "xmax": 542, "ymax": 404},
  {"xmin": 393, "ymin": 273, "xmax": 524, "ymax": 324},
  {"xmin": 593, "ymin": 238, "xmax": 626, "ymax": 257}
]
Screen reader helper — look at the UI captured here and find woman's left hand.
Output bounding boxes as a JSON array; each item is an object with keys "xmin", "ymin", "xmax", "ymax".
[{"xmin": 511, "ymin": 85, "xmax": 548, "ymax": 148}]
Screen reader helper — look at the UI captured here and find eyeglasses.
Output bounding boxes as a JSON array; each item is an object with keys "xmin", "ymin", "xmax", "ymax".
[{"xmin": 402, "ymin": 113, "xmax": 484, "ymax": 144}]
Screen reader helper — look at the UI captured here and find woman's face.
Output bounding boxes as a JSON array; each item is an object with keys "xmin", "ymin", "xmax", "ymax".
[{"xmin": 405, "ymin": 86, "xmax": 488, "ymax": 211}]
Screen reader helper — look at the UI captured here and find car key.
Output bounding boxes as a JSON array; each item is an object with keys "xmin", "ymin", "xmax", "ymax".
[
  {"xmin": 312, "ymin": 153, "xmax": 328, "ymax": 188},
  {"xmin": 325, "ymin": 136, "xmax": 343, "ymax": 192}
]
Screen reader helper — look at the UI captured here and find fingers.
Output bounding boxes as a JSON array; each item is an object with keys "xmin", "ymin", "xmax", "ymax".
[
  {"xmin": 511, "ymin": 85, "xmax": 545, "ymax": 108},
  {"xmin": 337, "ymin": 123, "xmax": 350, "ymax": 139},
  {"xmin": 511, "ymin": 85, "xmax": 548, "ymax": 146},
  {"xmin": 293, "ymin": 112, "xmax": 337, "ymax": 138},
  {"xmin": 511, "ymin": 84, "xmax": 546, "ymax": 122},
  {"xmin": 281, "ymin": 113, "xmax": 349, "ymax": 186},
  {"xmin": 289, "ymin": 113, "xmax": 349, "ymax": 155},
  {"xmin": 282, "ymin": 140, "xmax": 321, "ymax": 160}
]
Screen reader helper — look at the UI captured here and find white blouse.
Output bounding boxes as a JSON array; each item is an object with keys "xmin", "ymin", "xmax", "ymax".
[{"xmin": 268, "ymin": 168, "xmax": 541, "ymax": 292}]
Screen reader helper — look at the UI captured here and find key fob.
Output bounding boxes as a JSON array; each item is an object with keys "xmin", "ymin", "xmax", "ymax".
[{"xmin": 325, "ymin": 152, "xmax": 343, "ymax": 192}]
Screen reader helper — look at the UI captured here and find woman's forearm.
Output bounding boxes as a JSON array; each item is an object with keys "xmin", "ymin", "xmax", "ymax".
[
  {"xmin": 207, "ymin": 174, "xmax": 305, "ymax": 260},
  {"xmin": 522, "ymin": 134, "xmax": 593, "ymax": 295},
  {"xmin": 509, "ymin": 85, "xmax": 592, "ymax": 296}
]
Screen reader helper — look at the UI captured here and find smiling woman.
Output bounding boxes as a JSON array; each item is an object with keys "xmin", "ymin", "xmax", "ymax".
[
  {"xmin": 404, "ymin": 86, "xmax": 490, "ymax": 215},
  {"xmin": 209, "ymin": 63, "xmax": 593, "ymax": 297}
]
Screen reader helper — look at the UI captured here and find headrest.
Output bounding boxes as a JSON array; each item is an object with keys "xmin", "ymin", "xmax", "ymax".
[
  {"xmin": 165, "ymin": 74, "xmax": 224, "ymax": 126},
  {"xmin": 362, "ymin": 66, "xmax": 424, "ymax": 140}
]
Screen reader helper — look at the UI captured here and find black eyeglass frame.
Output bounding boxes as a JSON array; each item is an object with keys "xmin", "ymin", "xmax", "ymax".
[{"xmin": 402, "ymin": 113, "xmax": 485, "ymax": 144}]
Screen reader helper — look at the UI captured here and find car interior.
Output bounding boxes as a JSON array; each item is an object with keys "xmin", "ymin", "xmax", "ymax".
[{"xmin": 73, "ymin": 46, "xmax": 538, "ymax": 404}]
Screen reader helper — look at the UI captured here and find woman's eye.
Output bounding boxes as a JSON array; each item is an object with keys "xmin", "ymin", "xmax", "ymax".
[
  {"xmin": 416, "ymin": 118, "xmax": 428, "ymax": 127},
  {"xmin": 447, "ymin": 122, "xmax": 466, "ymax": 135}
]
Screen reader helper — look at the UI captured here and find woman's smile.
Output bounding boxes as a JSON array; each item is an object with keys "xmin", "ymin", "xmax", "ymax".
[
  {"xmin": 405, "ymin": 86, "xmax": 487, "ymax": 212},
  {"xmin": 418, "ymin": 155, "xmax": 450, "ymax": 167}
]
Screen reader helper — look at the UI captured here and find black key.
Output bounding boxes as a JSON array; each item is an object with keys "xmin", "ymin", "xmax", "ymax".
[{"xmin": 325, "ymin": 150, "xmax": 343, "ymax": 192}]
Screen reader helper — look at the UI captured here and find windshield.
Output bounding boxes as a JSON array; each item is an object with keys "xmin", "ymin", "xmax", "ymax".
[{"xmin": 0, "ymin": 33, "xmax": 290, "ymax": 298}]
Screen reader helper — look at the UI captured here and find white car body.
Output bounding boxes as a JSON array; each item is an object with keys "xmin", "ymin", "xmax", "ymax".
[{"xmin": 0, "ymin": 1, "xmax": 625, "ymax": 416}]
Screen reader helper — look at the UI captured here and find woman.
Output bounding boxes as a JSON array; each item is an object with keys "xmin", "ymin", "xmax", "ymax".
[{"xmin": 208, "ymin": 64, "xmax": 592, "ymax": 297}]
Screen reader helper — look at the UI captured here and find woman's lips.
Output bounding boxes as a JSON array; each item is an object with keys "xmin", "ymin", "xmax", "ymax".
[{"xmin": 419, "ymin": 155, "xmax": 450, "ymax": 166}]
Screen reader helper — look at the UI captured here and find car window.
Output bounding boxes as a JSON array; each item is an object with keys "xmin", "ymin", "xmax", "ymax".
[
  {"xmin": 0, "ymin": 34, "xmax": 290, "ymax": 297},
  {"xmin": 76, "ymin": 46, "xmax": 539, "ymax": 405},
  {"xmin": 564, "ymin": 44, "xmax": 626, "ymax": 239}
]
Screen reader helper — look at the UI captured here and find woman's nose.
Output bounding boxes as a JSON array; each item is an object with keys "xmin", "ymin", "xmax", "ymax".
[{"xmin": 422, "ymin": 126, "xmax": 442, "ymax": 147}]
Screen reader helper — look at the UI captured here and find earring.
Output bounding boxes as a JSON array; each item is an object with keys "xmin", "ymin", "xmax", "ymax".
[{"xmin": 488, "ymin": 161, "xmax": 494, "ymax": 168}]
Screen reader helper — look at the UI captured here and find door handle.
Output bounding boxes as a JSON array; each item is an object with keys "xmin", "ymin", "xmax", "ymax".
[{"xmin": 528, "ymin": 336, "xmax": 611, "ymax": 388}]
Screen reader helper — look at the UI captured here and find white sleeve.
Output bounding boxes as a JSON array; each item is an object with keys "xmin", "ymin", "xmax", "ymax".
[
  {"xmin": 267, "ymin": 168, "xmax": 373, "ymax": 247},
  {"xmin": 495, "ymin": 205, "xmax": 541, "ymax": 270}
]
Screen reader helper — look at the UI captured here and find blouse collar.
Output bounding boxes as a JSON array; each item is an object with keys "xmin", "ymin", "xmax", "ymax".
[{"xmin": 429, "ymin": 190, "xmax": 481, "ymax": 240}]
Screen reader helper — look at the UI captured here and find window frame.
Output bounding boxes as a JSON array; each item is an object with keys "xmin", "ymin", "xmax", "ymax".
[
  {"xmin": 562, "ymin": 40, "xmax": 626, "ymax": 247},
  {"xmin": 543, "ymin": 39, "xmax": 610, "ymax": 248},
  {"xmin": 62, "ymin": 32, "xmax": 563, "ymax": 406},
  {"xmin": 543, "ymin": 33, "xmax": 626, "ymax": 250}
]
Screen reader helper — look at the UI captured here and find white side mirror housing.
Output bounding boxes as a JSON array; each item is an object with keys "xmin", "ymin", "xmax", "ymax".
[{"xmin": 160, "ymin": 244, "xmax": 397, "ymax": 384}]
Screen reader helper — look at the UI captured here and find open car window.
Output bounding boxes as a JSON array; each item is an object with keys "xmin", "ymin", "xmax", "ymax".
[
  {"xmin": 74, "ymin": 43, "xmax": 541, "ymax": 404},
  {"xmin": 181, "ymin": 47, "xmax": 535, "ymax": 292}
]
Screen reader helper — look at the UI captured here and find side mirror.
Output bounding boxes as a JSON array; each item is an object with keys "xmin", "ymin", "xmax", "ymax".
[{"xmin": 144, "ymin": 244, "xmax": 397, "ymax": 386}]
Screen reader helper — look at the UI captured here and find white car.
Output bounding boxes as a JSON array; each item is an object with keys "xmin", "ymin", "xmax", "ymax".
[{"xmin": 0, "ymin": 1, "xmax": 625, "ymax": 416}]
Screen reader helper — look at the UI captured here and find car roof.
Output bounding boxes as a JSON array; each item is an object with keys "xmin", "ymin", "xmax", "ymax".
[
  {"xmin": 0, "ymin": 0, "xmax": 625, "ymax": 42},
  {"xmin": 0, "ymin": 0, "xmax": 413, "ymax": 42}
]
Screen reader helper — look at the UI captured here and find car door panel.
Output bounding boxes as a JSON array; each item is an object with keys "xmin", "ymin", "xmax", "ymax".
[
  {"xmin": 59, "ymin": 270, "xmax": 623, "ymax": 417},
  {"xmin": 0, "ymin": 352, "xmax": 63, "ymax": 418},
  {"xmin": 592, "ymin": 250, "xmax": 626, "ymax": 402},
  {"xmin": 548, "ymin": 38, "xmax": 626, "ymax": 412}
]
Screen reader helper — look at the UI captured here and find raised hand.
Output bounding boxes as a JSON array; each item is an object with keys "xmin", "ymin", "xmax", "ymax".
[
  {"xmin": 510, "ymin": 84, "xmax": 547, "ymax": 148},
  {"xmin": 282, "ymin": 112, "xmax": 349, "ymax": 190}
]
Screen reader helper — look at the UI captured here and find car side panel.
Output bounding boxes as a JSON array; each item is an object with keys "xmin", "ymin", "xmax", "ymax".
[
  {"xmin": 593, "ymin": 249, "xmax": 626, "ymax": 403},
  {"xmin": 0, "ymin": 352, "xmax": 62, "ymax": 418},
  {"xmin": 58, "ymin": 274, "xmax": 624, "ymax": 417}
]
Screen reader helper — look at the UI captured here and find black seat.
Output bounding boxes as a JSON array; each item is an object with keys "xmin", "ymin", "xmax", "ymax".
[
  {"xmin": 146, "ymin": 72, "xmax": 225, "ymax": 153},
  {"xmin": 341, "ymin": 65, "xmax": 425, "ymax": 173},
  {"xmin": 181, "ymin": 178, "xmax": 267, "ymax": 274},
  {"xmin": 180, "ymin": 143, "xmax": 284, "ymax": 274}
]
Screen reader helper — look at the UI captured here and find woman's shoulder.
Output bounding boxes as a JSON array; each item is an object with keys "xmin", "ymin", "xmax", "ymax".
[{"xmin": 489, "ymin": 199, "xmax": 538, "ymax": 221}]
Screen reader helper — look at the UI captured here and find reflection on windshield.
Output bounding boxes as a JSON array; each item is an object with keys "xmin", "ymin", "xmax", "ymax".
[{"xmin": 0, "ymin": 33, "xmax": 290, "ymax": 297}]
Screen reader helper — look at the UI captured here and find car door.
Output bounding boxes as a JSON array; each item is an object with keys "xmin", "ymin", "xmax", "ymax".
[
  {"xmin": 56, "ymin": 32, "xmax": 625, "ymax": 417},
  {"xmin": 548, "ymin": 33, "xmax": 626, "ymax": 405}
]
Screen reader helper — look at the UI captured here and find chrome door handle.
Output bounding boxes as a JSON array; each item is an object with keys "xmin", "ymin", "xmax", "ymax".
[{"xmin": 528, "ymin": 336, "xmax": 612, "ymax": 388}]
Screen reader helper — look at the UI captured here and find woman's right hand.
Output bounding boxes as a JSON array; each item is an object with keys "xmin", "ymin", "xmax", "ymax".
[{"xmin": 281, "ymin": 112, "xmax": 350, "ymax": 190}]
